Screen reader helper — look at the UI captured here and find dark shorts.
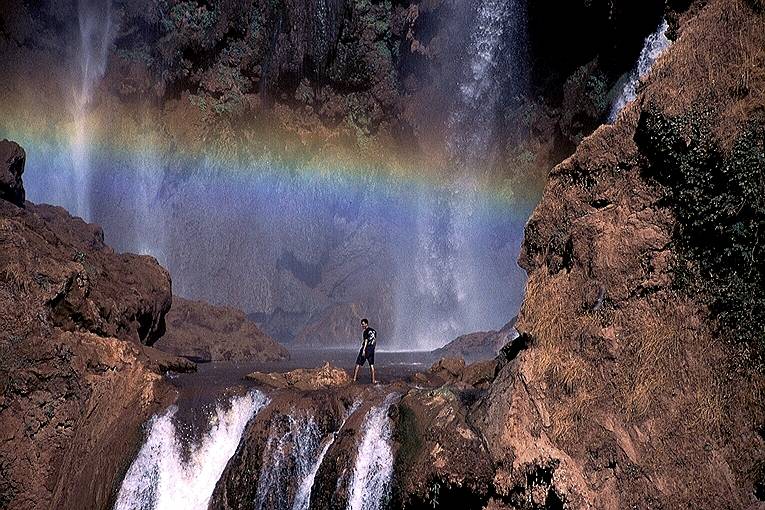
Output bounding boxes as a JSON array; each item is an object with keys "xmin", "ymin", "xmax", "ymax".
[{"xmin": 356, "ymin": 344, "xmax": 375, "ymax": 366}]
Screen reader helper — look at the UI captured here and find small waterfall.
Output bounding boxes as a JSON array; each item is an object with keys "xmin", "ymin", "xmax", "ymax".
[
  {"xmin": 113, "ymin": 390, "xmax": 268, "ymax": 510},
  {"xmin": 346, "ymin": 395, "xmax": 398, "ymax": 510},
  {"xmin": 292, "ymin": 401, "xmax": 361, "ymax": 510},
  {"xmin": 70, "ymin": 0, "xmax": 114, "ymax": 221},
  {"xmin": 255, "ymin": 413, "xmax": 323, "ymax": 510},
  {"xmin": 609, "ymin": 19, "xmax": 671, "ymax": 122}
]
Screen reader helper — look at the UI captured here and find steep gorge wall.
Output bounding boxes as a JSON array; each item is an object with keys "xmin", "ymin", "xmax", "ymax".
[
  {"xmin": 476, "ymin": 0, "xmax": 765, "ymax": 507},
  {"xmin": 0, "ymin": 141, "xmax": 183, "ymax": 509}
]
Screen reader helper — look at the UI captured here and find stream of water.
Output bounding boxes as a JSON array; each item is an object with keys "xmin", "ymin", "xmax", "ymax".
[
  {"xmin": 113, "ymin": 390, "xmax": 269, "ymax": 510},
  {"xmin": 609, "ymin": 19, "xmax": 671, "ymax": 122}
]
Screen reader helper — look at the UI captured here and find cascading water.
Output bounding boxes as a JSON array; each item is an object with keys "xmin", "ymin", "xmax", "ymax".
[
  {"xmin": 292, "ymin": 401, "xmax": 361, "ymax": 510},
  {"xmin": 113, "ymin": 390, "xmax": 268, "ymax": 510},
  {"xmin": 402, "ymin": 0, "xmax": 527, "ymax": 349},
  {"xmin": 254, "ymin": 413, "xmax": 323, "ymax": 510},
  {"xmin": 70, "ymin": 0, "xmax": 114, "ymax": 221},
  {"xmin": 609, "ymin": 19, "xmax": 671, "ymax": 122},
  {"xmin": 346, "ymin": 394, "xmax": 398, "ymax": 510}
]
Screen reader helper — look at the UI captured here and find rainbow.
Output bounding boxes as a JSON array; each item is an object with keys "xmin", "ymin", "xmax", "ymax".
[{"xmin": 0, "ymin": 85, "xmax": 541, "ymax": 217}]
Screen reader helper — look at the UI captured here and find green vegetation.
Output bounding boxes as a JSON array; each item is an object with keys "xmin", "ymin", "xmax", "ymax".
[
  {"xmin": 393, "ymin": 403, "xmax": 423, "ymax": 475},
  {"xmin": 636, "ymin": 107, "xmax": 765, "ymax": 361}
]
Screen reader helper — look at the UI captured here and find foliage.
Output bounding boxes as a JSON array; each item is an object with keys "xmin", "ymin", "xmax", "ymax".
[
  {"xmin": 393, "ymin": 403, "xmax": 422, "ymax": 475},
  {"xmin": 636, "ymin": 107, "xmax": 765, "ymax": 359}
]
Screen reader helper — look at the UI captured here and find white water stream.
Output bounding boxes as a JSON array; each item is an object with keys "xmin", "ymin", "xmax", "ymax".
[
  {"xmin": 113, "ymin": 390, "xmax": 268, "ymax": 510},
  {"xmin": 70, "ymin": 0, "xmax": 114, "ymax": 221},
  {"xmin": 292, "ymin": 401, "xmax": 361, "ymax": 510},
  {"xmin": 346, "ymin": 394, "xmax": 399, "ymax": 510},
  {"xmin": 609, "ymin": 19, "xmax": 671, "ymax": 122},
  {"xmin": 254, "ymin": 414, "xmax": 322, "ymax": 510}
]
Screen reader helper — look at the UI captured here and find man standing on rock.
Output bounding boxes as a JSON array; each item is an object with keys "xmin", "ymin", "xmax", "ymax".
[{"xmin": 353, "ymin": 318, "xmax": 377, "ymax": 383}]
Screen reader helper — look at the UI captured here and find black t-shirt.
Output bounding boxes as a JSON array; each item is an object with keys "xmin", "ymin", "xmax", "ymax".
[{"xmin": 362, "ymin": 327, "xmax": 376, "ymax": 348}]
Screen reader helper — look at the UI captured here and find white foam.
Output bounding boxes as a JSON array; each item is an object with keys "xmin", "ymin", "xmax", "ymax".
[
  {"xmin": 293, "ymin": 401, "xmax": 361, "ymax": 510},
  {"xmin": 113, "ymin": 389, "xmax": 268, "ymax": 510},
  {"xmin": 347, "ymin": 395, "xmax": 398, "ymax": 510},
  {"xmin": 610, "ymin": 19, "xmax": 671, "ymax": 122}
]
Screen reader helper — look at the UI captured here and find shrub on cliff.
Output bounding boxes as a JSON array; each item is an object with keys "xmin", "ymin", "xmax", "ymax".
[{"xmin": 636, "ymin": 107, "xmax": 765, "ymax": 363}]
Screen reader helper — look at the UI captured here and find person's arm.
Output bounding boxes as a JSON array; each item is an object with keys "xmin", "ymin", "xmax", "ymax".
[{"xmin": 362, "ymin": 338, "xmax": 368, "ymax": 355}]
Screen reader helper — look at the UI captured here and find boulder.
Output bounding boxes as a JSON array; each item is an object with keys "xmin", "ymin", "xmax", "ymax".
[
  {"xmin": 459, "ymin": 359, "xmax": 499, "ymax": 389},
  {"xmin": 0, "ymin": 140, "xmax": 25, "ymax": 206},
  {"xmin": 429, "ymin": 356, "xmax": 465, "ymax": 381},
  {"xmin": 246, "ymin": 362, "xmax": 350, "ymax": 391}
]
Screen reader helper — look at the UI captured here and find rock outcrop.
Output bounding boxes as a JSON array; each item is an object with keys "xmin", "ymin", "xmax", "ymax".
[
  {"xmin": 432, "ymin": 318, "xmax": 518, "ymax": 363},
  {"xmin": 154, "ymin": 296, "xmax": 289, "ymax": 362},
  {"xmin": 476, "ymin": 1, "xmax": 765, "ymax": 508},
  {"xmin": 0, "ymin": 144, "xmax": 180, "ymax": 509},
  {"xmin": 211, "ymin": 378, "xmax": 497, "ymax": 510},
  {"xmin": 0, "ymin": 140, "xmax": 25, "ymax": 206},
  {"xmin": 210, "ymin": 390, "xmax": 352, "ymax": 510},
  {"xmin": 246, "ymin": 362, "xmax": 350, "ymax": 391},
  {"xmin": 427, "ymin": 356, "xmax": 500, "ymax": 391}
]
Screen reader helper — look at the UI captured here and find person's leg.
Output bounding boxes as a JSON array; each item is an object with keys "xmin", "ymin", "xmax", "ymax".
[
  {"xmin": 370, "ymin": 364, "xmax": 376, "ymax": 384},
  {"xmin": 353, "ymin": 364, "xmax": 360, "ymax": 382}
]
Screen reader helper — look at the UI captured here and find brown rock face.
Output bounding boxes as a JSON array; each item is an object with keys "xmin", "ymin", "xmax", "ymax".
[
  {"xmin": 154, "ymin": 296, "xmax": 289, "ymax": 362},
  {"xmin": 2, "ymin": 201, "xmax": 172, "ymax": 346},
  {"xmin": 391, "ymin": 387, "xmax": 494, "ymax": 507},
  {"xmin": 0, "ymin": 150, "xmax": 178, "ymax": 509},
  {"xmin": 476, "ymin": 1, "xmax": 765, "ymax": 508},
  {"xmin": 429, "ymin": 356, "xmax": 466, "ymax": 379},
  {"xmin": 0, "ymin": 140, "xmax": 25, "ymax": 207}
]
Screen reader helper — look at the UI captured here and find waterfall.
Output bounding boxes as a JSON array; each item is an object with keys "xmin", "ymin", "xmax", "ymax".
[
  {"xmin": 403, "ymin": 0, "xmax": 526, "ymax": 349},
  {"xmin": 70, "ymin": 0, "xmax": 114, "ymax": 221},
  {"xmin": 609, "ymin": 19, "xmax": 671, "ymax": 122},
  {"xmin": 292, "ymin": 401, "xmax": 361, "ymax": 510},
  {"xmin": 255, "ymin": 413, "xmax": 323, "ymax": 510},
  {"xmin": 346, "ymin": 395, "xmax": 398, "ymax": 510},
  {"xmin": 113, "ymin": 390, "xmax": 268, "ymax": 510}
]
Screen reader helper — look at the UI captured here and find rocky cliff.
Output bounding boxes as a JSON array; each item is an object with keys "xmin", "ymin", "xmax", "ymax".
[
  {"xmin": 475, "ymin": 1, "xmax": 765, "ymax": 508},
  {"xmin": 0, "ymin": 140, "xmax": 185, "ymax": 509}
]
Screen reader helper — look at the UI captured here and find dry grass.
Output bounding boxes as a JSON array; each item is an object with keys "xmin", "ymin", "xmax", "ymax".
[
  {"xmin": 518, "ymin": 272, "xmax": 601, "ymax": 442},
  {"xmin": 520, "ymin": 274, "xmax": 574, "ymax": 382},
  {"xmin": 610, "ymin": 297, "xmax": 739, "ymax": 446},
  {"xmin": 644, "ymin": 0, "xmax": 765, "ymax": 147},
  {"xmin": 520, "ymin": 269, "xmax": 735, "ymax": 446},
  {"xmin": 0, "ymin": 262, "xmax": 32, "ymax": 295},
  {"xmin": 616, "ymin": 303, "xmax": 685, "ymax": 421}
]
